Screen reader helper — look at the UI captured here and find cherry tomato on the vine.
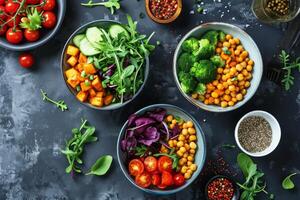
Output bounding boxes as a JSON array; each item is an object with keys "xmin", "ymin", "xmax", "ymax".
[
  {"xmin": 0, "ymin": 5, "xmax": 7, "ymax": 20},
  {"xmin": 0, "ymin": 24, "xmax": 7, "ymax": 36},
  {"xmin": 173, "ymin": 173, "xmax": 185, "ymax": 187},
  {"xmin": 7, "ymin": 15, "xmax": 21, "ymax": 27},
  {"xmin": 26, "ymin": 0, "xmax": 40, "ymax": 4},
  {"xmin": 0, "ymin": 0, "xmax": 5, "ymax": 5},
  {"xmin": 24, "ymin": 29, "xmax": 40, "ymax": 42},
  {"xmin": 6, "ymin": 28, "xmax": 23, "ymax": 44},
  {"xmin": 19, "ymin": 53, "xmax": 35, "ymax": 68},
  {"xmin": 42, "ymin": 11, "xmax": 56, "ymax": 29},
  {"xmin": 5, "ymin": 0, "xmax": 20, "ymax": 14},
  {"xmin": 41, "ymin": 0, "xmax": 56, "ymax": 11}
]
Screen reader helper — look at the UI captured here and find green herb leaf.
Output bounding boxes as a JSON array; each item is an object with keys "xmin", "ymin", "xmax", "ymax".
[
  {"xmin": 20, "ymin": 8, "xmax": 42, "ymax": 30},
  {"xmin": 282, "ymin": 173, "xmax": 298, "ymax": 190},
  {"xmin": 86, "ymin": 155, "xmax": 113, "ymax": 176},
  {"xmin": 237, "ymin": 153, "xmax": 255, "ymax": 179},
  {"xmin": 134, "ymin": 145, "xmax": 148, "ymax": 157},
  {"xmin": 122, "ymin": 65, "xmax": 135, "ymax": 78},
  {"xmin": 222, "ymin": 144, "xmax": 236, "ymax": 149},
  {"xmin": 40, "ymin": 89, "xmax": 68, "ymax": 111},
  {"xmin": 81, "ymin": 0, "xmax": 120, "ymax": 14}
]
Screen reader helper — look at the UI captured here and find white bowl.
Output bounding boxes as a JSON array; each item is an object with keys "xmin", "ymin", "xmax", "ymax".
[
  {"xmin": 173, "ymin": 22, "xmax": 263, "ymax": 112},
  {"xmin": 234, "ymin": 110, "xmax": 281, "ymax": 157}
]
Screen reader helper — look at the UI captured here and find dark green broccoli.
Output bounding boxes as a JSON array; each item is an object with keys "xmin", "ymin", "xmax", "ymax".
[
  {"xmin": 193, "ymin": 39, "xmax": 215, "ymax": 59},
  {"xmin": 190, "ymin": 60, "xmax": 217, "ymax": 83},
  {"xmin": 210, "ymin": 55, "xmax": 225, "ymax": 67},
  {"xmin": 178, "ymin": 71, "xmax": 197, "ymax": 94},
  {"xmin": 219, "ymin": 31, "xmax": 226, "ymax": 42},
  {"xmin": 202, "ymin": 30, "xmax": 219, "ymax": 46},
  {"xmin": 182, "ymin": 37, "xmax": 199, "ymax": 53},
  {"xmin": 178, "ymin": 53, "xmax": 197, "ymax": 73},
  {"xmin": 195, "ymin": 83, "xmax": 206, "ymax": 95}
]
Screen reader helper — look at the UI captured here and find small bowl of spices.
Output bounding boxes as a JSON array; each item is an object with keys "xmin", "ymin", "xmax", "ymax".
[
  {"xmin": 205, "ymin": 175, "xmax": 240, "ymax": 200},
  {"xmin": 235, "ymin": 110, "xmax": 281, "ymax": 157},
  {"xmin": 145, "ymin": 0, "xmax": 182, "ymax": 24}
]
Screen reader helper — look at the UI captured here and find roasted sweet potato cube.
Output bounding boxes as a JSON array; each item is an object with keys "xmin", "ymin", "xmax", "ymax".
[
  {"xmin": 92, "ymin": 76, "xmax": 103, "ymax": 91},
  {"xmin": 83, "ymin": 63, "xmax": 97, "ymax": 74},
  {"xmin": 89, "ymin": 97, "xmax": 103, "ymax": 107},
  {"xmin": 96, "ymin": 91, "xmax": 105, "ymax": 98},
  {"xmin": 67, "ymin": 56, "xmax": 78, "ymax": 67},
  {"xmin": 89, "ymin": 88, "xmax": 97, "ymax": 98},
  {"xmin": 65, "ymin": 68, "xmax": 80, "ymax": 79},
  {"xmin": 67, "ymin": 78, "xmax": 80, "ymax": 88},
  {"xmin": 67, "ymin": 45, "xmax": 80, "ymax": 57},
  {"xmin": 75, "ymin": 63, "xmax": 84, "ymax": 72},
  {"xmin": 104, "ymin": 94, "xmax": 113, "ymax": 106},
  {"xmin": 78, "ymin": 53, "xmax": 87, "ymax": 64},
  {"xmin": 80, "ymin": 81, "xmax": 92, "ymax": 92},
  {"xmin": 76, "ymin": 91, "xmax": 88, "ymax": 102}
]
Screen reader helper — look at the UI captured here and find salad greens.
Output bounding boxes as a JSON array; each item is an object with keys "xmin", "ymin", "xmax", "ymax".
[
  {"xmin": 282, "ymin": 173, "xmax": 298, "ymax": 190},
  {"xmin": 40, "ymin": 89, "xmax": 68, "ymax": 111},
  {"xmin": 237, "ymin": 153, "xmax": 274, "ymax": 200},
  {"xmin": 86, "ymin": 155, "xmax": 113, "ymax": 176},
  {"xmin": 81, "ymin": 0, "xmax": 120, "ymax": 14},
  {"xmin": 61, "ymin": 119, "xmax": 98, "ymax": 174}
]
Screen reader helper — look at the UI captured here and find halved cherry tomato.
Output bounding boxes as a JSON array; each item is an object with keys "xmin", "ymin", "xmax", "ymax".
[
  {"xmin": 151, "ymin": 174, "xmax": 161, "ymax": 186},
  {"xmin": 173, "ymin": 173, "xmax": 185, "ymax": 187},
  {"xmin": 41, "ymin": 0, "xmax": 56, "ymax": 11},
  {"xmin": 5, "ymin": 0, "xmax": 20, "ymax": 14},
  {"xmin": 157, "ymin": 184, "xmax": 167, "ymax": 189},
  {"xmin": 7, "ymin": 15, "xmax": 21, "ymax": 27},
  {"xmin": 135, "ymin": 172, "xmax": 151, "ymax": 188},
  {"xmin": 128, "ymin": 159, "xmax": 144, "ymax": 177},
  {"xmin": 0, "ymin": 0, "xmax": 5, "ymax": 5},
  {"xmin": 0, "ymin": 6, "xmax": 6, "ymax": 20},
  {"xmin": 158, "ymin": 156, "xmax": 173, "ymax": 172},
  {"xmin": 144, "ymin": 156, "xmax": 157, "ymax": 173},
  {"xmin": 19, "ymin": 53, "xmax": 34, "ymax": 68},
  {"xmin": 6, "ymin": 28, "xmax": 23, "ymax": 44},
  {"xmin": 161, "ymin": 171, "xmax": 173, "ymax": 186},
  {"xmin": 0, "ymin": 24, "xmax": 7, "ymax": 36},
  {"xmin": 24, "ymin": 29, "xmax": 40, "ymax": 42},
  {"xmin": 26, "ymin": 0, "xmax": 40, "ymax": 4},
  {"xmin": 42, "ymin": 11, "xmax": 56, "ymax": 29}
]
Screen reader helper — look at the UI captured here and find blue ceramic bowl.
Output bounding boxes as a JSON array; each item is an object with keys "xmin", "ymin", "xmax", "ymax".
[
  {"xmin": 117, "ymin": 104, "xmax": 207, "ymax": 195},
  {"xmin": 0, "ymin": 0, "xmax": 66, "ymax": 51}
]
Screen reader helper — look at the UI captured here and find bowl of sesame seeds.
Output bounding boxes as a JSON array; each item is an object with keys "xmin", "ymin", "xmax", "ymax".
[{"xmin": 234, "ymin": 110, "xmax": 281, "ymax": 157}]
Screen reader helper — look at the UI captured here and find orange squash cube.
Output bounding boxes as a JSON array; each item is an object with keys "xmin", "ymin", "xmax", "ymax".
[
  {"xmin": 89, "ymin": 88, "xmax": 97, "ymax": 98},
  {"xmin": 104, "ymin": 94, "xmax": 113, "ymax": 106},
  {"xmin": 75, "ymin": 63, "xmax": 84, "ymax": 72},
  {"xmin": 89, "ymin": 97, "xmax": 103, "ymax": 107},
  {"xmin": 96, "ymin": 91, "xmax": 106, "ymax": 98},
  {"xmin": 76, "ymin": 91, "xmax": 88, "ymax": 102},
  {"xmin": 67, "ymin": 78, "xmax": 80, "ymax": 88},
  {"xmin": 92, "ymin": 76, "xmax": 103, "ymax": 91},
  {"xmin": 78, "ymin": 53, "xmax": 87, "ymax": 64},
  {"xmin": 67, "ymin": 56, "xmax": 78, "ymax": 67},
  {"xmin": 65, "ymin": 68, "xmax": 80, "ymax": 80},
  {"xmin": 80, "ymin": 81, "xmax": 92, "ymax": 92},
  {"xmin": 83, "ymin": 63, "xmax": 97, "ymax": 75},
  {"xmin": 67, "ymin": 45, "xmax": 80, "ymax": 57}
]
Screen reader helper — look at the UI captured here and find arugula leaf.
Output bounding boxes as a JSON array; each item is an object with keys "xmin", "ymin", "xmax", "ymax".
[
  {"xmin": 282, "ymin": 173, "xmax": 298, "ymax": 190},
  {"xmin": 40, "ymin": 89, "xmax": 68, "ymax": 111},
  {"xmin": 86, "ymin": 155, "xmax": 113, "ymax": 176},
  {"xmin": 134, "ymin": 145, "xmax": 148, "ymax": 157},
  {"xmin": 81, "ymin": 0, "xmax": 120, "ymax": 14}
]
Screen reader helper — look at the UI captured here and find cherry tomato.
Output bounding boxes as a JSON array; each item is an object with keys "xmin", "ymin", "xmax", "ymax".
[
  {"xmin": 158, "ymin": 156, "xmax": 173, "ymax": 172},
  {"xmin": 173, "ymin": 173, "xmax": 185, "ymax": 187},
  {"xmin": 6, "ymin": 28, "xmax": 23, "ymax": 44},
  {"xmin": 0, "ymin": 0, "xmax": 5, "ymax": 5},
  {"xmin": 128, "ymin": 159, "xmax": 144, "ymax": 177},
  {"xmin": 0, "ymin": 5, "xmax": 6, "ymax": 20},
  {"xmin": 151, "ymin": 174, "xmax": 161, "ymax": 186},
  {"xmin": 7, "ymin": 15, "xmax": 21, "ymax": 27},
  {"xmin": 41, "ymin": 0, "xmax": 56, "ymax": 11},
  {"xmin": 161, "ymin": 171, "xmax": 173, "ymax": 186},
  {"xmin": 24, "ymin": 29, "xmax": 40, "ymax": 42},
  {"xmin": 19, "ymin": 53, "xmax": 34, "ymax": 68},
  {"xmin": 135, "ymin": 172, "xmax": 151, "ymax": 188},
  {"xmin": 157, "ymin": 184, "xmax": 167, "ymax": 189},
  {"xmin": 144, "ymin": 156, "xmax": 158, "ymax": 173},
  {"xmin": 26, "ymin": 0, "xmax": 40, "ymax": 4},
  {"xmin": 5, "ymin": 0, "xmax": 20, "ymax": 14},
  {"xmin": 42, "ymin": 11, "xmax": 56, "ymax": 29},
  {"xmin": 0, "ymin": 24, "xmax": 7, "ymax": 36}
]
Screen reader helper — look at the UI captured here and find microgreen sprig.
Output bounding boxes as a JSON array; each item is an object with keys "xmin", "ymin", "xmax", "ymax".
[
  {"xmin": 40, "ymin": 89, "xmax": 68, "ymax": 111},
  {"xmin": 81, "ymin": 0, "xmax": 120, "ymax": 14}
]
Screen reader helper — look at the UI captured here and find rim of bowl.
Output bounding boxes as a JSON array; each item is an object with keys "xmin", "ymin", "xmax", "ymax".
[
  {"xmin": 60, "ymin": 19, "xmax": 150, "ymax": 111},
  {"xmin": 204, "ymin": 175, "xmax": 240, "ymax": 200},
  {"xmin": 234, "ymin": 110, "xmax": 281, "ymax": 157},
  {"xmin": 0, "ymin": 0, "xmax": 66, "ymax": 51},
  {"xmin": 145, "ymin": 0, "xmax": 182, "ymax": 24},
  {"xmin": 116, "ymin": 103, "xmax": 207, "ymax": 195},
  {"xmin": 173, "ymin": 22, "xmax": 263, "ymax": 112}
]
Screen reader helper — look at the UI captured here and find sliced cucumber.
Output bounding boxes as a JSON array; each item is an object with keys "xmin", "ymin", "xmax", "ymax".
[
  {"xmin": 86, "ymin": 27, "xmax": 103, "ymax": 45},
  {"xmin": 73, "ymin": 34, "xmax": 85, "ymax": 47},
  {"xmin": 109, "ymin": 24, "xmax": 129, "ymax": 39},
  {"xmin": 79, "ymin": 37, "xmax": 101, "ymax": 56}
]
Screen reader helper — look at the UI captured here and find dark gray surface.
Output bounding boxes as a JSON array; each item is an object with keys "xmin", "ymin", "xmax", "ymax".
[{"xmin": 0, "ymin": 0, "xmax": 300, "ymax": 199}]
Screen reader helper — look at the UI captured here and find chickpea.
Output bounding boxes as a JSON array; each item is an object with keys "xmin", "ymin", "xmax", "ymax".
[
  {"xmin": 228, "ymin": 101, "xmax": 235, "ymax": 106},
  {"xmin": 179, "ymin": 147, "xmax": 186, "ymax": 153},
  {"xmin": 224, "ymin": 94, "xmax": 231, "ymax": 101},
  {"xmin": 238, "ymin": 80, "xmax": 245, "ymax": 86},
  {"xmin": 217, "ymin": 67, "xmax": 223, "ymax": 74},
  {"xmin": 229, "ymin": 39, "xmax": 235, "ymax": 45},
  {"xmin": 233, "ymin": 38, "xmax": 240, "ymax": 44},
  {"xmin": 223, "ymin": 68, "xmax": 230, "ymax": 74},
  {"xmin": 232, "ymin": 97, "xmax": 237, "ymax": 103},
  {"xmin": 187, "ymin": 155, "xmax": 194, "ymax": 161},
  {"xmin": 229, "ymin": 85, "xmax": 236, "ymax": 92},
  {"xmin": 204, "ymin": 100, "xmax": 209, "ymax": 105},
  {"xmin": 190, "ymin": 142, "xmax": 197, "ymax": 149},
  {"xmin": 236, "ymin": 64, "xmax": 243, "ymax": 71},
  {"xmin": 191, "ymin": 93, "xmax": 198, "ymax": 99},
  {"xmin": 245, "ymin": 81, "xmax": 250, "ymax": 88},
  {"xmin": 173, "ymin": 140, "xmax": 177, "ymax": 146},
  {"xmin": 217, "ymin": 83, "xmax": 224, "ymax": 90},
  {"xmin": 177, "ymin": 141, "xmax": 184, "ymax": 147},
  {"xmin": 166, "ymin": 115, "xmax": 173, "ymax": 122},
  {"xmin": 181, "ymin": 166, "xmax": 188, "ymax": 173},
  {"xmin": 212, "ymin": 80, "xmax": 219, "ymax": 86},
  {"xmin": 168, "ymin": 140, "xmax": 174, "ymax": 148},
  {"xmin": 242, "ymin": 69, "xmax": 248, "ymax": 76},
  {"xmin": 231, "ymin": 92, "xmax": 236, "ymax": 98},
  {"xmin": 221, "ymin": 101, "xmax": 228, "ymax": 108},
  {"xmin": 182, "ymin": 123, "xmax": 188, "ymax": 129},
  {"xmin": 222, "ymin": 82, "xmax": 229, "ymax": 88},
  {"xmin": 237, "ymin": 74, "xmax": 244, "ymax": 81},
  {"xmin": 183, "ymin": 152, "xmax": 188, "ymax": 158},
  {"xmin": 190, "ymin": 164, "xmax": 197, "ymax": 171},
  {"xmin": 187, "ymin": 169, "xmax": 193, "ymax": 174},
  {"xmin": 186, "ymin": 121, "xmax": 193, "ymax": 128},
  {"xmin": 223, "ymin": 41, "xmax": 230, "ymax": 48},
  {"xmin": 236, "ymin": 93, "xmax": 243, "ymax": 101},
  {"xmin": 236, "ymin": 57, "xmax": 244, "ymax": 63},
  {"xmin": 177, "ymin": 150, "xmax": 183, "ymax": 157},
  {"xmin": 241, "ymin": 89, "xmax": 247, "ymax": 95},
  {"xmin": 225, "ymin": 89, "xmax": 230, "ymax": 95},
  {"xmin": 237, "ymin": 45, "xmax": 244, "ymax": 51},
  {"xmin": 230, "ymin": 67, "xmax": 237, "ymax": 74},
  {"xmin": 214, "ymin": 98, "xmax": 220, "ymax": 105},
  {"xmin": 179, "ymin": 158, "xmax": 187, "ymax": 166},
  {"xmin": 241, "ymin": 51, "xmax": 249, "ymax": 58},
  {"xmin": 171, "ymin": 119, "xmax": 177, "ymax": 124},
  {"xmin": 217, "ymin": 42, "xmax": 223, "ymax": 47},
  {"xmin": 184, "ymin": 173, "xmax": 191, "ymax": 179},
  {"xmin": 225, "ymin": 34, "xmax": 233, "ymax": 40},
  {"xmin": 184, "ymin": 143, "xmax": 190, "ymax": 150},
  {"xmin": 198, "ymin": 95, "xmax": 205, "ymax": 102},
  {"xmin": 248, "ymin": 59, "xmax": 254, "ymax": 65},
  {"xmin": 216, "ymin": 48, "xmax": 222, "ymax": 54},
  {"xmin": 234, "ymin": 49, "xmax": 241, "ymax": 56},
  {"xmin": 211, "ymin": 92, "xmax": 219, "ymax": 98},
  {"xmin": 240, "ymin": 61, "xmax": 247, "ymax": 68},
  {"xmin": 178, "ymin": 134, "xmax": 185, "ymax": 141},
  {"xmin": 246, "ymin": 65, "xmax": 253, "ymax": 72},
  {"xmin": 189, "ymin": 135, "xmax": 197, "ymax": 141},
  {"xmin": 187, "ymin": 161, "xmax": 193, "ymax": 166},
  {"xmin": 169, "ymin": 124, "xmax": 175, "ymax": 129},
  {"xmin": 188, "ymin": 127, "xmax": 196, "ymax": 134},
  {"xmin": 246, "ymin": 74, "xmax": 252, "ymax": 80},
  {"xmin": 190, "ymin": 149, "xmax": 196, "ymax": 154}
]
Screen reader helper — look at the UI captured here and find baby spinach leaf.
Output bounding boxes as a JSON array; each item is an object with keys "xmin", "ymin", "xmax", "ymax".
[
  {"xmin": 282, "ymin": 173, "xmax": 298, "ymax": 190},
  {"xmin": 86, "ymin": 155, "xmax": 113, "ymax": 176},
  {"xmin": 237, "ymin": 153, "xmax": 255, "ymax": 178},
  {"xmin": 122, "ymin": 65, "xmax": 135, "ymax": 78}
]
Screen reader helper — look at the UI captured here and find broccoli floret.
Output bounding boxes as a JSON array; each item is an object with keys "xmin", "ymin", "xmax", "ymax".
[
  {"xmin": 178, "ymin": 53, "xmax": 197, "ymax": 73},
  {"xmin": 190, "ymin": 60, "xmax": 217, "ymax": 83},
  {"xmin": 193, "ymin": 39, "xmax": 215, "ymax": 59},
  {"xmin": 202, "ymin": 30, "xmax": 219, "ymax": 46},
  {"xmin": 195, "ymin": 83, "xmax": 206, "ymax": 95},
  {"xmin": 219, "ymin": 31, "xmax": 226, "ymax": 42},
  {"xmin": 178, "ymin": 71, "xmax": 197, "ymax": 94},
  {"xmin": 182, "ymin": 37, "xmax": 199, "ymax": 53},
  {"xmin": 210, "ymin": 55, "xmax": 225, "ymax": 67}
]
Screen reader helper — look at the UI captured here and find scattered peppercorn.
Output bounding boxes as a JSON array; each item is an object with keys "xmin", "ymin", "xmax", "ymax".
[
  {"xmin": 266, "ymin": 0, "xmax": 289, "ymax": 16},
  {"xmin": 149, "ymin": 0, "xmax": 178, "ymax": 20},
  {"xmin": 207, "ymin": 177, "xmax": 234, "ymax": 200}
]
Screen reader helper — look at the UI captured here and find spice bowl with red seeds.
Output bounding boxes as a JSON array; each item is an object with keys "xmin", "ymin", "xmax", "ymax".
[
  {"xmin": 145, "ymin": 0, "xmax": 182, "ymax": 24},
  {"xmin": 0, "ymin": 0, "xmax": 66, "ymax": 51},
  {"xmin": 205, "ymin": 175, "xmax": 240, "ymax": 200}
]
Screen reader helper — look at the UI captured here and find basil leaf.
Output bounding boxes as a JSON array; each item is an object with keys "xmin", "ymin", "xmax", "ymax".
[
  {"xmin": 86, "ymin": 155, "xmax": 113, "ymax": 176},
  {"xmin": 282, "ymin": 173, "xmax": 298, "ymax": 190},
  {"xmin": 237, "ymin": 153, "xmax": 255, "ymax": 178}
]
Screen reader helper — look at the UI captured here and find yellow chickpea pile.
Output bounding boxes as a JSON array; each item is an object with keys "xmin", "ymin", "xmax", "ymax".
[
  {"xmin": 163, "ymin": 115, "xmax": 198, "ymax": 180},
  {"xmin": 192, "ymin": 34, "xmax": 254, "ymax": 108}
]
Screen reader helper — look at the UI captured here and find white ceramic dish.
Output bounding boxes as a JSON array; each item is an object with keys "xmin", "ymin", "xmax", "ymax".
[
  {"xmin": 234, "ymin": 110, "xmax": 281, "ymax": 157},
  {"xmin": 173, "ymin": 22, "xmax": 263, "ymax": 112}
]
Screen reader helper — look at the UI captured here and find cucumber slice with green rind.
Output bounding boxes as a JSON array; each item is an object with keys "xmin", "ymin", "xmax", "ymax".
[
  {"xmin": 109, "ymin": 24, "xmax": 129, "ymax": 39},
  {"xmin": 79, "ymin": 37, "xmax": 101, "ymax": 56},
  {"xmin": 73, "ymin": 34, "xmax": 85, "ymax": 47},
  {"xmin": 86, "ymin": 27, "xmax": 103, "ymax": 46}
]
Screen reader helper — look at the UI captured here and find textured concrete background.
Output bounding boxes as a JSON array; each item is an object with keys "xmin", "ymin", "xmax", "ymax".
[{"xmin": 0, "ymin": 0, "xmax": 300, "ymax": 199}]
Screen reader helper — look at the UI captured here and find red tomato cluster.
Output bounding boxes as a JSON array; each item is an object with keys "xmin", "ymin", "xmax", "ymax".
[
  {"xmin": 128, "ymin": 156, "xmax": 185, "ymax": 189},
  {"xmin": 0, "ymin": 0, "xmax": 57, "ymax": 44}
]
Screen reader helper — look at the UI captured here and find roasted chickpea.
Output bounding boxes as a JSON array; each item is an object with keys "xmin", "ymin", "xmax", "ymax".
[
  {"xmin": 186, "ymin": 121, "xmax": 193, "ymax": 128},
  {"xmin": 188, "ymin": 127, "xmax": 196, "ymax": 134},
  {"xmin": 225, "ymin": 34, "xmax": 233, "ymax": 40}
]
